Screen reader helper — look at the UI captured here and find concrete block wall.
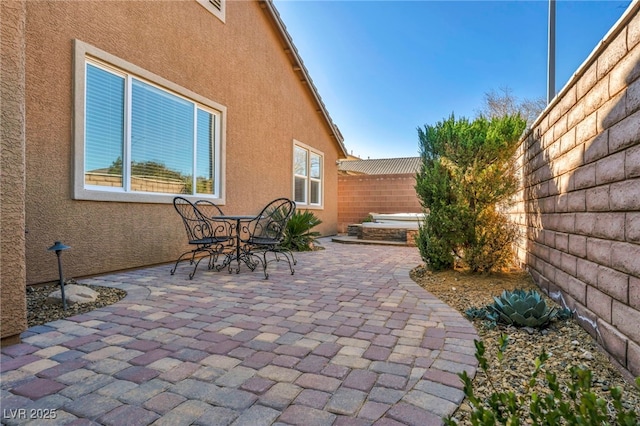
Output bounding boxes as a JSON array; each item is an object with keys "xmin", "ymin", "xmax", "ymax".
[
  {"xmin": 337, "ymin": 174, "xmax": 422, "ymax": 233},
  {"xmin": 508, "ymin": 4, "xmax": 640, "ymax": 378},
  {"xmin": 85, "ymin": 173, "xmax": 191, "ymax": 193}
]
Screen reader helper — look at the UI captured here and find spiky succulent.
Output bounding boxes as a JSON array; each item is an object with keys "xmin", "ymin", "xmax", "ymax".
[{"xmin": 487, "ymin": 289, "xmax": 558, "ymax": 328}]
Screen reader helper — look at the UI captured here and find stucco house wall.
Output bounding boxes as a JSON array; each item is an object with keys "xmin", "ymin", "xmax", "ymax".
[
  {"xmin": 1, "ymin": 0, "xmax": 345, "ymax": 343},
  {"xmin": 1, "ymin": 0, "xmax": 28, "ymax": 344},
  {"xmin": 508, "ymin": 3, "xmax": 640, "ymax": 378},
  {"xmin": 337, "ymin": 174, "xmax": 422, "ymax": 233}
]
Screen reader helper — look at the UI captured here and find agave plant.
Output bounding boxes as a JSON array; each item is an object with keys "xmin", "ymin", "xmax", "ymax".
[{"xmin": 487, "ymin": 289, "xmax": 558, "ymax": 328}]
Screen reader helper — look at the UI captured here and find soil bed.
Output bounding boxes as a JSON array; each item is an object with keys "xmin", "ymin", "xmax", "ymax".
[{"xmin": 410, "ymin": 266, "xmax": 639, "ymax": 424}]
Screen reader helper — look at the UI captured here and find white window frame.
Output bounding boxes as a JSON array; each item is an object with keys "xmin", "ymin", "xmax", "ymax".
[
  {"xmin": 73, "ymin": 40, "xmax": 226, "ymax": 204},
  {"xmin": 196, "ymin": 0, "xmax": 226, "ymax": 23},
  {"xmin": 292, "ymin": 140, "xmax": 323, "ymax": 209}
]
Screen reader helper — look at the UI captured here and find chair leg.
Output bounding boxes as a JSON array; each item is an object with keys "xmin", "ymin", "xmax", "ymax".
[
  {"xmin": 188, "ymin": 255, "xmax": 209, "ymax": 280},
  {"xmin": 258, "ymin": 249, "xmax": 295, "ymax": 279},
  {"xmin": 281, "ymin": 249, "xmax": 296, "ymax": 272},
  {"xmin": 272, "ymin": 249, "xmax": 295, "ymax": 275},
  {"xmin": 207, "ymin": 245, "xmax": 225, "ymax": 270},
  {"xmin": 283, "ymin": 252, "xmax": 295, "ymax": 275},
  {"xmin": 171, "ymin": 250, "xmax": 196, "ymax": 275},
  {"xmin": 172, "ymin": 246, "xmax": 214, "ymax": 279},
  {"xmin": 261, "ymin": 251, "xmax": 269, "ymax": 280}
]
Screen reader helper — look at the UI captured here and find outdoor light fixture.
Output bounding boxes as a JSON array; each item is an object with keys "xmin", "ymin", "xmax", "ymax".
[{"xmin": 48, "ymin": 241, "xmax": 71, "ymax": 310}]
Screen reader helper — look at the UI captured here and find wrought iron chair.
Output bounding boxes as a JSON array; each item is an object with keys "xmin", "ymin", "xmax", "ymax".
[
  {"xmin": 195, "ymin": 199, "xmax": 235, "ymax": 263},
  {"xmin": 171, "ymin": 197, "xmax": 232, "ymax": 279},
  {"xmin": 240, "ymin": 198, "xmax": 296, "ymax": 279},
  {"xmin": 194, "ymin": 199, "xmax": 225, "ymax": 219}
]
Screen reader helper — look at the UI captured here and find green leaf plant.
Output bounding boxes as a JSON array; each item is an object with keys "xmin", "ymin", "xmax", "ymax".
[
  {"xmin": 281, "ymin": 210, "xmax": 322, "ymax": 252},
  {"xmin": 415, "ymin": 114, "xmax": 527, "ymax": 273},
  {"xmin": 465, "ymin": 289, "xmax": 572, "ymax": 329},
  {"xmin": 445, "ymin": 335, "xmax": 639, "ymax": 425}
]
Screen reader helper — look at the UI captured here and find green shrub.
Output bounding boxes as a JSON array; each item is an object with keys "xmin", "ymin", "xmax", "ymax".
[
  {"xmin": 281, "ymin": 210, "xmax": 322, "ymax": 252},
  {"xmin": 462, "ymin": 209, "xmax": 521, "ymax": 273},
  {"xmin": 415, "ymin": 114, "xmax": 526, "ymax": 272},
  {"xmin": 445, "ymin": 335, "xmax": 639, "ymax": 425},
  {"xmin": 416, "ymin": 211, "xmax": 456, "ymax": 270}
]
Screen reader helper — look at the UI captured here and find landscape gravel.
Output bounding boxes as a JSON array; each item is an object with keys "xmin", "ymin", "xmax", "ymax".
[
  {"xmin": 411, "ymin": 265, "xmax": 640, "ymax": 424},
  {"xmin": 27, "ymin": 279, "xmax": 126, "ymax": 328}
]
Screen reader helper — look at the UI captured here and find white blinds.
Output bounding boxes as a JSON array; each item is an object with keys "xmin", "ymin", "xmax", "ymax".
[{"xmin": 85, "ymin": 64, "xmax": 125, "ymax": 186}]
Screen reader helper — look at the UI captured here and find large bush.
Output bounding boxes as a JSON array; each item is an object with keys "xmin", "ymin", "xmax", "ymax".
[{"xmin": 415, "ymin": 114, "xmax": 526, "ymax": 272}]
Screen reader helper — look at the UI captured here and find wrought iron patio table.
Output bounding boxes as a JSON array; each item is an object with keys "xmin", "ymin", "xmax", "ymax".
[{"xmin": 214, "ymin": 215, "xmax": 257, "ymax": 274}]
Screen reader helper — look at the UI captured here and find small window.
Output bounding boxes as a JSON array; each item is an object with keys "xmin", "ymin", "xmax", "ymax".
[
  {"xmin": 293, "ymin": 142, "xmax": 323, "ymax": 207},
  {"xmin": 74, "ymin": 41, "xmax": 226, "ymax": 204},
  {"xmin": 196, "ymin": 0, "xmax": 225, "ymax": 23}
]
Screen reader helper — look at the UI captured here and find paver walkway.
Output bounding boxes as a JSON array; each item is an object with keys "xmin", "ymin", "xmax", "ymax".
[{"xmin": 1, "ymin": 240, "xmax": 478, "ymax": 426}]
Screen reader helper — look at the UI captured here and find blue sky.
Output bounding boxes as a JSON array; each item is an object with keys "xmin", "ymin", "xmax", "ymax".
[{"xmin": 273, "ymin": 0, "xmax": 631, "ymax": 159}]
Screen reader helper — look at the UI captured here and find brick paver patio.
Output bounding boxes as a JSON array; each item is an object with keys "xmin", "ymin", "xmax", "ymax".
[{"xmin": 1, "ymin": 239, "xmax": 478, "ymax": 425}]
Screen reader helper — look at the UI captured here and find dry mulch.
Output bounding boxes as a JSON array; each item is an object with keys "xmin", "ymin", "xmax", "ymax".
[{"xmin": 410, "ymin": 265, "xmax": 639, "ymax": 424}]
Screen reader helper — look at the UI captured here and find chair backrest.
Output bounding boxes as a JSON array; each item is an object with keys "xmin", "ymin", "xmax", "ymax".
[
  {"xmin": 195, "ymin": 199, "xmax": 233, "ymax": 238},
  {"xmin": 194, "ymin": 199, "xmax": 225, "ymax": 219},
  {"xmin": 247, "ymin": 198, "xmax": 296, "ymax": 242},
  {"xmin": 173, "ymin": 197, "xmax": 216, "ymax": 242}
]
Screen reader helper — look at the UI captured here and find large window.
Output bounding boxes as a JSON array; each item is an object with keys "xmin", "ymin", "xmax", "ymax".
[
  {"xmin": 293, "ymin": 142, "xmax": 323, "ymax": 207},
  {"xmin": 74, "ymin": 41, "xmax": 225, "ymax": 203}
]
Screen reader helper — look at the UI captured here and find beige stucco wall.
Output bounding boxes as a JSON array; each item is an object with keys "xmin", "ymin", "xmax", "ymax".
[
  {"xmin": 22, "ymin": 1, "xmax": 341, "ymax": 286},
  {"xmin": 508, "ymin": 3, "xmax": 639, "ymax": 378},
  {"xmin": 1, "ymin": 0, "xmax": 28, "ymax": 344}
]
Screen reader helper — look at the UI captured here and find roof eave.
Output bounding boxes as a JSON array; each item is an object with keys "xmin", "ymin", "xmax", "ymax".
[{"xmin": 259, "ymin": 0, "xmax": 348, "ymax": 158}]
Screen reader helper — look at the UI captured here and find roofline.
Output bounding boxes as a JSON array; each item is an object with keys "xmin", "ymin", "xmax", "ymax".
[
  {"xmin": 338, "ymin": 156, "xmax": 421, "ymax": 162},
  {"xmin": 259, "ymin": 0, "xmax": 348, "ymax": 158}
]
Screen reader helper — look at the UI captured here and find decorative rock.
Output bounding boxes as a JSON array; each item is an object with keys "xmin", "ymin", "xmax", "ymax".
[
  {"xmin": 581, "ymin": 351, "xmax": 594, "ymax": 360},
  {"xmin": 47, "ymin": 284, "xmax": 99, "ymax": 305}
]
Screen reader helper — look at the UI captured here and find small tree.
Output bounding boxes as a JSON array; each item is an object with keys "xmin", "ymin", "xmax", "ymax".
[
  {"xmin": 476, "ymin": 86, "xmax": 546, "ymax": 127},
  {"xmin": 415, "ymin": 114, "xmax": 526, "ymax": 272}
]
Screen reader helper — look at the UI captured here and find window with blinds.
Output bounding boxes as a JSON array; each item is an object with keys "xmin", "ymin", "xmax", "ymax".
[
  {"xmin": 293, "ymin": 142, "xmax": 323, "ymax": 207},
  {"xmin": 84, "ymin": 60, "xmax": 220, "ymax": 198}
]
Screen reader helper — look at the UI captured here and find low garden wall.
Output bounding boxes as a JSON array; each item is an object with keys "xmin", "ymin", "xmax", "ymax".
[
  {"xmin": 346, "ymin": 224, "xmax": 417, "ymax": 246},
  {"xmin": 337, "ymin": 174, "xmax": 422, "ymax": 233},
  {"xmin": 507, "ymin": 4, "xmax": 639, "ymax": 379}
]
